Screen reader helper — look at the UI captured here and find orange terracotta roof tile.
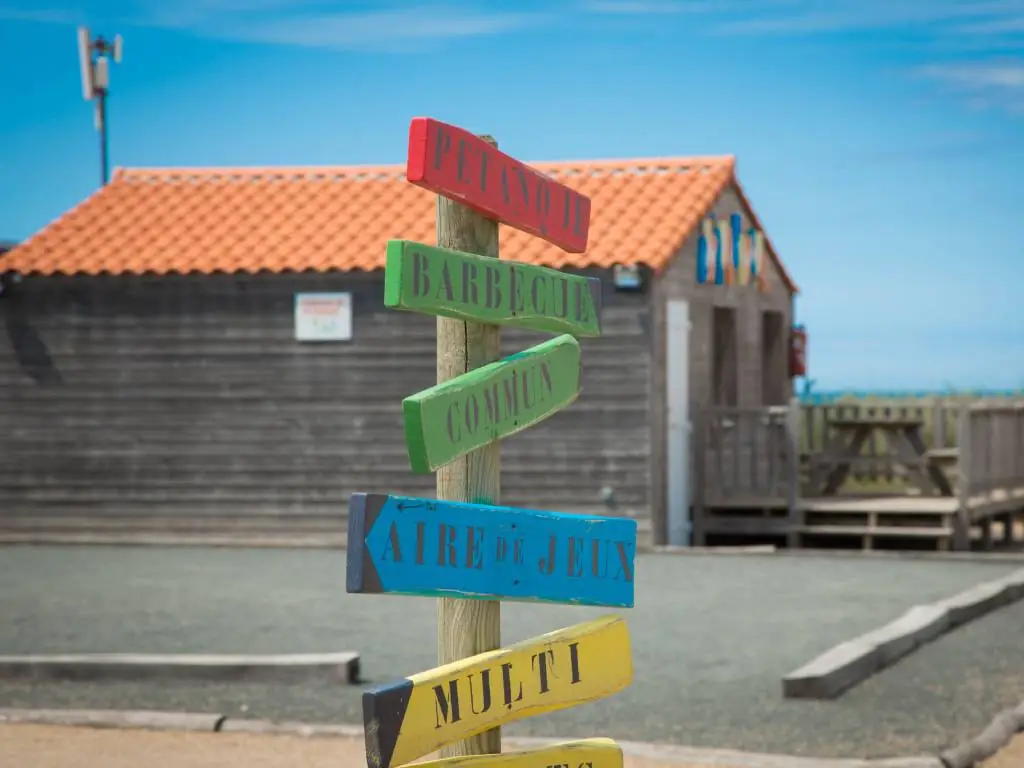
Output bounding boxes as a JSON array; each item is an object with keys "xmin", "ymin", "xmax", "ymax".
[{"xmin": 2, "ymin": 157, "xmax": 797, "ymax": 292}]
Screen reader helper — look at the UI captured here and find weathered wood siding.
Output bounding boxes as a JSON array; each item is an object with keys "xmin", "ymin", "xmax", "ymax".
[
  {"xmin": 0, "ymin": 267, "xmax": 652, "ymax": 528},
  {"xmin": 648, "ymin": 184, "xmax": 796, "ymax": 541}
]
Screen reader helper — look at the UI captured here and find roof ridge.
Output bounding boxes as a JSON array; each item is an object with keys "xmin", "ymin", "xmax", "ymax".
[{"xmin": 113, "ymin": 155, "xmax": 736, "ymax": 181}]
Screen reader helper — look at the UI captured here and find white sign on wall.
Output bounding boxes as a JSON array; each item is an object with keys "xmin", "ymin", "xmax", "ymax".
[{"xmin": 294, "ymin": 292, "xmax": 352, "ymax": 342}]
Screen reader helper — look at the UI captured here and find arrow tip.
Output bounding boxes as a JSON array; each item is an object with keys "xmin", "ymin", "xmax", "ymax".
[{"xmin": 363, "ymin": 678, "xmax": 414, "ymax": 768}]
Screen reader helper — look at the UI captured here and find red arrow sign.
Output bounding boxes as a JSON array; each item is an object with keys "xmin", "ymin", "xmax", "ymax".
[{"xmin": 406, "ymin": 117, "xmax": 592, "ymax": 254}]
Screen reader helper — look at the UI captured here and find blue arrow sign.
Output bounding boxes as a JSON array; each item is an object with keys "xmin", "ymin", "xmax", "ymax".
[{"xmin": 346, "ymin": 493, "xmax": 637, "ymax": 608}]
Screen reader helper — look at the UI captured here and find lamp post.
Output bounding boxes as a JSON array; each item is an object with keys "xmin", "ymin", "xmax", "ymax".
[{"xmin": 77, "ymin": 27, "xmax": 123, "ymax": 187}]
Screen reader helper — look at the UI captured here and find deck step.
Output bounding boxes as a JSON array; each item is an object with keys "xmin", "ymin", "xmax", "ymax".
[{"xmin": 801, "ymin": 525, "xmax": 953, "ymax": 538}]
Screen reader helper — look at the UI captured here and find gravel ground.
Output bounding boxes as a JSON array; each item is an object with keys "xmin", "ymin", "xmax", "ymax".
[{"xmin": 0, "ymin": 546, "xmax": 1022, "ymax": 760}]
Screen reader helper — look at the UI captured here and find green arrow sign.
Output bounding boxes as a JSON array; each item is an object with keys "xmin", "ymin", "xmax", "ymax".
[
  {"xmin": 402, "ymin": 334, "xmax": 581, "ymax": 474},
  {"xmin": 384, "ymin": 240, "xmax": 602, "ymax": 337}
]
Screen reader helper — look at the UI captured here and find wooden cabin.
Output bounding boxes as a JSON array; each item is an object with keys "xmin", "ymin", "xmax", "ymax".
[{"xmin": 0, "ymin": 158, "xmax": 799, "ymax": 547}]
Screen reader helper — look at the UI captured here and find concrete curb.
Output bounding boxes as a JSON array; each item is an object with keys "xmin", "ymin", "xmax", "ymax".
[
  {"xmin": 0, "ymin": 708, "xmax": 224, "ymax": 732},
  {"xmin": 0, "ymin": 708, "xmax": 943, "ymax": 767},
  {"xmin": 939, "ymin": 700, "xmax": 1024, "ymax": 768},
  {"xmin": 0, "ymin": 652, "xmax": 361, "ymax": 684},
  {"xmin": 783, "ymin": 568, "xmax": 1024, "ymax": 700}
]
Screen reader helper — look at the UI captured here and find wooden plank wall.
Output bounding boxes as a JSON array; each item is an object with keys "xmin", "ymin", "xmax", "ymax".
[{"xmin": 0, "ymin": 269, "xmax": 652, "ymax": 527}]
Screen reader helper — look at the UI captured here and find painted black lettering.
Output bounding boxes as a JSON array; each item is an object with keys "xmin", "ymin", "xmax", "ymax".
[
  {"xmin": 382, "ymin": 521, "xmax": 403, "ymax": 562},
  {"xmin": 521, "ymin": 366, "xmax": 536, "ymax": 409},
  {"xmin": 483, "ymin": 265, "xmax": 502, "ymax": 309},
  {"xmin": 433, "ymin": 680, "xmax": 461, "ymax": 728},
  {"xmin": 438, "ymin": 524, "xmax": 458, "ymax": 568},
  {"xmin": 433, "ymin": 126, "xmax": 451, "ymax": 171},
  {"xmin": 573, "ymin": 283, "xmax": 591, "ymax": 322},
  {"xmin": 568, "ymin": 642, "xmax": 582, "ymax": 683},
  {"xmin": 466, "ymin": 526, "xmax": 484, "ymax": 570},
  {"xmin": 501, "ymin": 662, "xmax": 524, "ymax": 709},
  {"xmin": 530, "ymin": 276, "xmax": 547, "ymax": 314},
  {"xmin": 551, "ymin": 276, "xmax": 569, "ymax": 318},
  {"xmin": 501, "ymin": 165, "xmax": 512, "ymax": 206},
  {"xmin": 468, "ymin": 669, "xmax": 492, "ymax": 715},
  {"xmin": 513, "ymin": 537, "xmax": 524, "ymax": 565},
  {"xmin": 464, "ymin": 393, "xmax": 480, "ymax": 435},
  {"xmin": 514, "ymin": 166, "xmax": 530, "ymax": 211},
  {"xmin": 509, "ymin": 266, "xmax": 526, "ymax": 313},
  {"xmin": 538, "ymin": 535, "xmax": 556, "ymax": 575},
  {"xmin": 574, "ymin": 193, "xmax": 584, "ymax": 236},
  {"xmin": 567, "ymin": 536, "xmax": 584, "ymax": 577},
  {"xmin": 502, "ymin": 371, "xmax": 519, "ymax": 418},
  {"xmin": 436, "ymin": 262, "xmax": 455, "ymax": 302},
  {"xmin": 539, "ymin": 361, "xmax": 553, "ymax": 396},
  {"xmin": 446, "ymin": 403, "xmax": 461, "ymax": 443},
  {"xmin": 461, "ymin": 260, "xmax": 479, "ymax": 306},
  {"xmin": 614, "ymin": 541, "xmax": 634, "ymax": 582},
  {"xmin": 411, "ymin": 250, "xmax": 430, "ymax": 297},
  {"xmin": 479, "ymin": 148, "xmax": 489, "ymax": 192},
  {"xmin": 531, "ymin": 649, "xmax": 553, "ymax": 694}
]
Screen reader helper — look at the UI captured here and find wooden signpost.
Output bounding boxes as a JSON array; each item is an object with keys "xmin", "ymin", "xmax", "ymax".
[
  {"xmin": 363, "ymin": 616, "xmax": 632, "ymax": 768},
  {"xmin": 347, "ymin": 117, "xmax": 636, "ymax": 768},
  {"xmin": 347, "ymin": 493, "xmax": 637, "ymax": 607}
]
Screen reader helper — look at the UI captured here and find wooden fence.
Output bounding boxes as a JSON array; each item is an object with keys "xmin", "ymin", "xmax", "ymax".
[
  {"xmin": 959, "ymin": 402, "xmax": 1024, "ymax": 500},
  {"xmin": 697, "ymin": 398, "xmax": 1024, "ymax": 504},
  {"xmin": 695, "ymin": 404, "xmax": 798, "ymax": 504}
]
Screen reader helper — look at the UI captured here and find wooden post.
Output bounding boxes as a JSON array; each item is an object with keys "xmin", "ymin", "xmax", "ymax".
[
  {"xmin": 954, "ymin": 403, "xmax": 971, "ymax": 551},
  {"xmin": 785, "ymin": 396, "xmax": 802, "ymax": 548},
  {"xmin": 434, "ymin": 134, "xmax": 502, "ymax": 759}
]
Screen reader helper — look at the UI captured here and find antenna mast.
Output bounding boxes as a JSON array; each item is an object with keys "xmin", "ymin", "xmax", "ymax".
[{"xmin": 77, "ymin": 27, "xmax": 123, "ymax": 186}]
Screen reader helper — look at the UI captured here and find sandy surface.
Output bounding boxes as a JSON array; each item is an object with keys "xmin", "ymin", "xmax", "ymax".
[
  {"xmin": 982, "ymin": 732, "xmax": 1024, "ymax": 768},
  {"xmin": 0, "ymin": 725, "xmax": 755, "ymax": 768}
]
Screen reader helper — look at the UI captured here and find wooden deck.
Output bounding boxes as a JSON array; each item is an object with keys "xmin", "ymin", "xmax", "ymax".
[{"xmin": 693, "ymin": 400, "xmax": 1024, "ymax": 552}]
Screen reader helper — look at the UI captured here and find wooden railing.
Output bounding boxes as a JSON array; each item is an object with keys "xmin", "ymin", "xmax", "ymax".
[
  {"xmin": 958, "ymin": 402, "xmax": 1024, "ymax": 499},
  {"xmin": 696, "ymin": 403, "xmax": 799, "ymax": 503},
  {"xmin": 697, "ymin": 398, "xmax": 1024, "ymax": 507}
]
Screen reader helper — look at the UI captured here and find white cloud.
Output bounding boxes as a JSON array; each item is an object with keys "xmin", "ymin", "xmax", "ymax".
[
  {"xmin": 580, "ymin": 0, "xmax": 712, "ymax": 14},
  {"xmin": 712, "ymin": 0, "xmax": 1024, "ymax": 35},
  {"xmin": 917, "ymin": 59, "xmax": 1024, "ymax": 114},
  {"xmin": 0, "ymin": 1, "xmax": 550, "ymax": 50}
]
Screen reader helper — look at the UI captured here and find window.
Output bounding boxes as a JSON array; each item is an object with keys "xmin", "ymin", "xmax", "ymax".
[
  {"xmin": 761, "ymin": 310, "xmax": 786, "ymax": 405},
  {"xmin": 712, "ymin": 307, "xmax": 738, "ymax": 406}
]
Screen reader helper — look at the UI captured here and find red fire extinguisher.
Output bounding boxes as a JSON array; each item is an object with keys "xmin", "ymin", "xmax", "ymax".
[{"xmin": 789, "ymin": 325, "xmax": 807, "ymax": 378}]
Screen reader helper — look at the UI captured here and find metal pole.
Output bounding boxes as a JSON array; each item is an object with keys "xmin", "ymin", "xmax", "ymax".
[{"xmin": 99, "ymin": 89, "xmax": 109, "ymax": 186}]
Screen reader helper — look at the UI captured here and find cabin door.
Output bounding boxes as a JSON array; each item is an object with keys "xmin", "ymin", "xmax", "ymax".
[{"xmin": 666, "ymin": 299, "xmax": 691, "ymax": 546}]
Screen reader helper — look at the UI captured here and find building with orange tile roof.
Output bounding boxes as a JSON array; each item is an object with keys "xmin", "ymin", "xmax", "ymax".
[{"xmin": 0, "ymin": 156, "xmax": 798, "ymax": 547}]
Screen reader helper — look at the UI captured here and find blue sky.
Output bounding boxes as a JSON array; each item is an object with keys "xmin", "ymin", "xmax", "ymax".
[{"xmin": 1, "ymin": 0, "xmax": 1022, "ymax": 391}]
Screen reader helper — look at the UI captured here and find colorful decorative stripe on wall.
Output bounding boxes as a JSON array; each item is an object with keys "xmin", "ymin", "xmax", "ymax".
[{"xmin": 695, "ymin": 212, "xmax": 767, "ymax": 290}]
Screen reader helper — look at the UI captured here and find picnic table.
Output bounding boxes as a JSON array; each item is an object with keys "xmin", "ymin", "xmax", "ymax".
[{"xmin": 810, "ymin": 416, "xmax": 956, "ymax": 497}]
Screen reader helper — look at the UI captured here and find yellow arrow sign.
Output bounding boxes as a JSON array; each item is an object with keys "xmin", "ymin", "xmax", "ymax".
[
  {"xmin": 404, "ymin": 738, "xmax": 623, "ymax": 768},
  {"xmin": 362, "ymin": 615, "xmax": 633, "ymax": 768}
]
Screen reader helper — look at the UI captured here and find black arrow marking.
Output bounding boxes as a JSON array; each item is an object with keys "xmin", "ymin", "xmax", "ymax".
[
  {"xmin": 346, "ymin": 493, "xmax": 383, "ymax": 594},
  {"xmin": 363, "ymin": 677, "xmax": 414, "ymax": 768}
]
